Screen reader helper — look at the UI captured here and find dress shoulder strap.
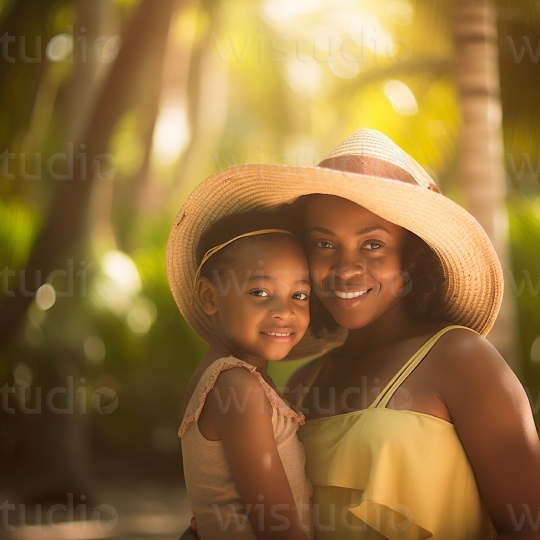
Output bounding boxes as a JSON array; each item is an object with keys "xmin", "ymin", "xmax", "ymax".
[
  {"xmin": 178, "ymin": 356, "xmax": 305, "ymax": 437},
  {"xmin": 370, "ymin": 325, "xmax": 478, "ymax": 409}
]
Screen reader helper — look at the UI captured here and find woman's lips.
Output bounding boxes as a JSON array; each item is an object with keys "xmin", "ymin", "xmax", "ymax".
[
  {"xmin": 330, "ymin": 288, "xmax": 372, "ymax": 309},
  {"xmin": 333, "ymin": 289, "xmax": 369, "ymax": 299}
]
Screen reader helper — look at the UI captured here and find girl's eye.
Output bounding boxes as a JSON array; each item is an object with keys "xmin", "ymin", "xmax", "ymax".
[
  {"xmin": 292, "ymin": 292, "xmax": 309, "ymax": 301},
  {"xmin": 315, "ymin": 240, "xmax": 334, "ymax": 249},
  {"xmin": 250, "ymin": 289, "xmax": 270, "ymax": 297}
]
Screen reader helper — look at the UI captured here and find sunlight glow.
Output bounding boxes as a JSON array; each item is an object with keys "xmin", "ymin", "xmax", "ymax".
[
  {"xmin": 92, "ymin": 251, "xmax": 142, "ymax": 316},
  {"xmin": 284, "ymin": 57, "xmax": 323, "ymax": 97},
  {"xmin": 386, "ymin": 0, "xmax": 414, "ymax": 25},
  {"xmin": 383, "ymin": 79, "xmax": 419, "ymax": 115},
  {"xmin": 102, "ymin": 251, "xmax": 142, "ymax": 296},
  {"xmin": 152, "ymin": 100, "xmax": 191, "ymax": 166}
]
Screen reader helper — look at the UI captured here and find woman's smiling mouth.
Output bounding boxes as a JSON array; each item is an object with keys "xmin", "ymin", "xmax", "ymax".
[{"xmin": 332, "ymin": 289, "xmax": 369, "ymax": 299}]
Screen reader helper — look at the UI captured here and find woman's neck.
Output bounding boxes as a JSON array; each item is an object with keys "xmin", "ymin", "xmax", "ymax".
[{"xmin": 340, "ymin": 302, "xmax": 446, "ymax": 356}]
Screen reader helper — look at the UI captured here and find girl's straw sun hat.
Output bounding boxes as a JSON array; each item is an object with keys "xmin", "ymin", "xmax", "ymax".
[{"xmin": 166, "ymin": 129, "xmax": 504, "ymax": 360}]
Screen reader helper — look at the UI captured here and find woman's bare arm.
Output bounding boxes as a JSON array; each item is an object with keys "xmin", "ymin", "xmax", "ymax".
[
  {"xmin": 439, "ymin": 329, "xmax": 540, "ymax": 538},
  {"xmin": 204, "ymin": 367, "xmax": 310, "ymax": 540}
]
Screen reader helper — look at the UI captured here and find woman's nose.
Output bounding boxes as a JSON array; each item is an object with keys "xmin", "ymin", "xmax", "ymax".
[{"xmin": 332, "ymin": 248, "xmax": 366, "ymax": 282}]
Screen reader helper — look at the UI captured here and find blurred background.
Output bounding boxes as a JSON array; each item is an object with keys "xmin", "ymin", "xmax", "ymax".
[{"xmin": 0, "ymin": 0, "xmax": 539, "ymax": 538}]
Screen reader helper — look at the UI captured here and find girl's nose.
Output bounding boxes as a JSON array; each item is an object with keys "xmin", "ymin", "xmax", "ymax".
[{"xmin": 268, "ymin": 298, "xmax": 295, "ymax": 320}]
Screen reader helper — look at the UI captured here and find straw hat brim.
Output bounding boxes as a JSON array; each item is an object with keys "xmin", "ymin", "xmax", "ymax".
[{"xmin": 166, "ymin": 163, "xmax": 504, "ymax": 360}]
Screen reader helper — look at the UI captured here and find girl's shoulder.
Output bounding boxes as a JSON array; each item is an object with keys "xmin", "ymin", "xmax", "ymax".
[{"xmin": 179, "ymin": 357, "xmax": 304, "ymax": 437}]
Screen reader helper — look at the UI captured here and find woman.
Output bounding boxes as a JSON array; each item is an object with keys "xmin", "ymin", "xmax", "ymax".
[{"xmin": 169, "ymin": 129, "xmax": 540, "ymax": 538}]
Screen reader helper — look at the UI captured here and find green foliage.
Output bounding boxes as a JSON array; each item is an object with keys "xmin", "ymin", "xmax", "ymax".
[
  {"xmin": 0, "ymin": 197, "xmax": 41, "ymax": 269},
  {"xmin": 508, "ymin": 197, "xmax": 540, "ymax": 386}
]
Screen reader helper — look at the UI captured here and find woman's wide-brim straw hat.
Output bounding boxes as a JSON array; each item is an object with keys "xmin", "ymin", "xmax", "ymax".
[{"xmin": 166, "ymin": 129, "xmax": 504, "ymax": 360}]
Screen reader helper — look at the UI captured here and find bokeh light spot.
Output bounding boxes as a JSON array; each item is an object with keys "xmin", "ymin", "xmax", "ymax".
[
  {"xmin": 13, "ymin": 363, "xmax": 33, "ymax": 388},
  {"xmin": 383, "ymin": 79, "xmax": 418, "ymax": 115},
  {"xmin": 84, "ymin": 335, "xmax": 106, "ymax": 364},
  {"xmin": 36, "ymin": 284, "xmax": 56, "ymax": 310},
  {"xmin": 46, "ymin": 33, "xmax": 74, "ymax": 62}
]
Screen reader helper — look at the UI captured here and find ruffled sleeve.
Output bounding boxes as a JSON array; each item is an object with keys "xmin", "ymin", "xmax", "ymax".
[{"xmin": 178, "ymin": 356, "xmax": 305, "ymax": 437}]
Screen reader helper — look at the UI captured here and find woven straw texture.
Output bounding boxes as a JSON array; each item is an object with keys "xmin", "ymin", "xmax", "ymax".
[{"xmin": 166, "ymin": 129, "xmax": 504, "ymax": 360}]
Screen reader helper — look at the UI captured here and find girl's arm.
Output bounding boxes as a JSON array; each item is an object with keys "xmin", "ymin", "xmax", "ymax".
[
  {"xmin": 203, "ymin": 367, "xmax": 310, "ymax": 540},
  {"xmin": 439, "ymin": 329, "xmax": 540, "ymax": 538}
]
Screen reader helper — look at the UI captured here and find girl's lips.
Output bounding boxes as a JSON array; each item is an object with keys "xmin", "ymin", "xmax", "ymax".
[{"xmin": 260, "ymin": 329, "xmax": 296, "ymax": 343}]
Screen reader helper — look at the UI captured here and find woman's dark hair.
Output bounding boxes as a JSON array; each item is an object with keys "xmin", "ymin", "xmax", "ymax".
[
  {"xmin": 196, "ymin": 205, "xmax": 304, "ymax": 282},
  {"xmin": 401, "ymin": 231, "xmax": 447, "ymax": 320},
  {"xmin": 290, "ymin": 195, "xmax": 448, "ymax": 337}
]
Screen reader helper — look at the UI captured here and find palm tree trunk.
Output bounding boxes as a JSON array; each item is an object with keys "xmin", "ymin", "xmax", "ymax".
[
  {"xmin": 453, "ymin": 0, "xmax": 521, "ymax": 373},
  {"xmin": 0, "ymin": 0, "xmax": 176, "ymax": 349}
]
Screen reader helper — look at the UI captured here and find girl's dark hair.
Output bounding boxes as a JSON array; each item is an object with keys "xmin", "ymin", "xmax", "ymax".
[
  {"xmin": 196, "ymin": 205, "xmax": 303, "ymax": 281},
  {"xmin": 290, "ymin": 196, "xmax": 448, "ymax": 337}
]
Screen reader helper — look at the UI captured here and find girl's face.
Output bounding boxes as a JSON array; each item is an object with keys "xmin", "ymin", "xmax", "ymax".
[
  {"xmin": 201, "ymin": 238, "xmax": 311, "ymax": 363},
  {"xmin": 303, "ymin": 195, "xmax": 408, "ymax": 330}
]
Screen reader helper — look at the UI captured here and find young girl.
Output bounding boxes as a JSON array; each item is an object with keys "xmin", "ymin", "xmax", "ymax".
[{"xmin": 170, "ymin": 209, "xmax": 314, "ymax": 540}]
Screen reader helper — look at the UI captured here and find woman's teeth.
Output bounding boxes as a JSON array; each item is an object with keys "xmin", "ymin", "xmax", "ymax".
[
  {"xmin": 265, "ymin": 332, "xmax": 292, "ymax": 336},
  {"xmin": 333, "ymin": 290, "xmax": 368, "ymax": 299}
]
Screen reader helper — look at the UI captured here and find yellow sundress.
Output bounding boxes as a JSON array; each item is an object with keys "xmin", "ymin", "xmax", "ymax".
[{"xmin": 296, "ymin": 325, "xmax": 498, "ymax": 539}]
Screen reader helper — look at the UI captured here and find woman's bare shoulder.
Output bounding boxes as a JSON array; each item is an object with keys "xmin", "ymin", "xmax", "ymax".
[
  {"xmin": 430, "ymin": 327, "xmax": 528, "ymax": 420},
  {"xmin": 431, "ymin": 327, "xmax": 512, "ymax": 379}
]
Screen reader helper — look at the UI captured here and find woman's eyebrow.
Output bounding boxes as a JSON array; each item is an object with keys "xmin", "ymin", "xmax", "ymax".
[
  {"xmin": 308, "ymin": 225, "xmax": 389, "ymax": 236},
  {"xmin": 355, "ymin": 226, "xmax": 389, "ymax": 235}
]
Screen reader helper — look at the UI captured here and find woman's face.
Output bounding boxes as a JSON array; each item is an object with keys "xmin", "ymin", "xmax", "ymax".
[{"xmin": 303, "ymin": 194, "xmax": 408, "ymax": 330}]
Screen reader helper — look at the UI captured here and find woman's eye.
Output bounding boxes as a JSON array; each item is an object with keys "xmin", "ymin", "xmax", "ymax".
[
  {"xmin": 364, "ymin": 241, "xmax": 383, "ymax": 250},
  {"xmin": 315, "ymin": 240, "xmax": 334, "ymax": 249},
  {"xmin": 250, "ymin": 289, "xmax": 270, "ymax": 297},
  {"xmin": 292, "ymin": 292, "xmax": 309, "ymax": 301}
]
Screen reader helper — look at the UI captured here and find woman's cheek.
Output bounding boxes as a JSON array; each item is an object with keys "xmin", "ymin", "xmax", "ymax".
[{"xmin": 386, "ymin": 269, "xmax": 407, "ymax": 298}]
